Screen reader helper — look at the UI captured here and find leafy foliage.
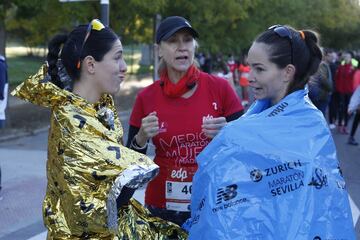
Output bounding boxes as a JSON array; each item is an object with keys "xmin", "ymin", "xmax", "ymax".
[{"xmin": 2, "ymin": 0, "xmax": 360, "ymax": 55}]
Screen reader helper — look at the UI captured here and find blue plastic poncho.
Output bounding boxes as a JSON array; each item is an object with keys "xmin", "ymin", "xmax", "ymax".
[{"xmin": 189, "ymin": 90, "xmax": 355, "ymax": 240}]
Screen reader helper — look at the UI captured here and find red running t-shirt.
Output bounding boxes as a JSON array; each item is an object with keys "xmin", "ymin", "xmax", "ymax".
[
  {"xmin": 129, "ymin": 71, "xmax": 243, "ymax": 211},
  {"xmin": 238, "ymin": 64, "xmax": 250, "ymax": 87}
]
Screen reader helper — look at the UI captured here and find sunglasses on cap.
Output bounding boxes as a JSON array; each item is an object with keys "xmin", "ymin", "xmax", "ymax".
[
  {"xmin": 268, "ymin": 25, "xmax": 294, "ymax": 65},
  {"xmin": 76, "ymin": 19, "xmax": 105, "ymax": 69}
]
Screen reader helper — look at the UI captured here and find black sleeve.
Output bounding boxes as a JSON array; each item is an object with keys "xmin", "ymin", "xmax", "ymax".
[
  {"xmin": 126, "ymin": 125, "xmax": 148, "ymax": 154},
  {"xmin": 116, "ymin": 186, "xmax": 136, "ymax": 210},
  {"xmin": 225, "ymin": 110, "xmax": 244, "ymax": 122}
]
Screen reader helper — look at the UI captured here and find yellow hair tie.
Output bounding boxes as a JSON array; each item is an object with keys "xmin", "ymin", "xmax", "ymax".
[
  {"xmin": 91, "ymin": 19, "xmax": 105, "ymax": 31},
  {"xmin": 299, "ymin": 31, "xmax": 305, "ymax": 40}
]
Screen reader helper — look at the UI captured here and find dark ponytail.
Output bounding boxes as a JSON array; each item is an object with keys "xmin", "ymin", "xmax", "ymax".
[
  {"xmin": 302, "ymin": 30, "xmax": 322, "ymax": 76},
  {"xmin": 287, "ymin": 29, "xmax": 322, "ymax": 94},
  {"xmin": 47, "ymin": 34, "xmax": 68, "ymax": 89}
]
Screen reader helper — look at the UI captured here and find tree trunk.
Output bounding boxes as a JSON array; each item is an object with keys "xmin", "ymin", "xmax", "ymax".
[{"xmin": 0, "ymin": 18, "xmax": 6, "ymax": 57}]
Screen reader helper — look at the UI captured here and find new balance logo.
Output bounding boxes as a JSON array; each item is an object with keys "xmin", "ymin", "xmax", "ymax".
[{"xmin": 216, "ymin": 184, "xmax": 238, "ymax": 204}]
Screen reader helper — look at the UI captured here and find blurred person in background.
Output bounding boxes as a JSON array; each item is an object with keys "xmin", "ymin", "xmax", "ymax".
[
  {"xmin": 238, "ymin": 53, "xmax": 251, "ymax": 106},
  {"xmin": 347, "ymin": 63, "xmax": 360, "ymax": 145},
  {"xmin": 335, "ymin": 51, "xmax": 355, "ymax": 134},
  {"xmin": 328, "ymin": 50, "xmax": 339, "ymax": 129},
  {"xmin": 0, "ymin": 54, "xmax": 8, "ymax": 196},
  {"xmin": 127, "ymin": 16, "xmax": 243, "ymax": 226},
  {"xmin": 202, "ymin": 52, "xmax": 213, "ymax": 73},
  {"xmin": 227, "ymin": 54, "xmax": 238, "ymax": 88},
  {"xmin": 197, "ymin": 52, "xmax": 205, "ymax": 71},
  {"xmin": 341, "ymin": 51, "xmax": 359, "ymax": 68},
  {"xmin": 308, "ymin": 48, "xmax": 333, "ymax": 116},
  {"xmin": 0, "ymin": 54, "xmax": 8, "ymax": 129},
  {"xmin": 217, "ymin": 62, "xmax": 236, "ymax": 91}
]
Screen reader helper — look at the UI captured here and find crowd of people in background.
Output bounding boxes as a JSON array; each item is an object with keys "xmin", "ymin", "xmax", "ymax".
[
  {"xmin": 196, "ymin": 52, "xmax": 252, "ymax": 108},
  {"xmin": 196, "ymin": 49, "xmax": 360, "ymax": 146}
]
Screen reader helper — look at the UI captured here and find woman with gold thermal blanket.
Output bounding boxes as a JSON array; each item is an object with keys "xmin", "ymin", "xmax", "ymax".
[{"xmin": 12, "ymin": 19, "xmax": 187, "ymax": 239}]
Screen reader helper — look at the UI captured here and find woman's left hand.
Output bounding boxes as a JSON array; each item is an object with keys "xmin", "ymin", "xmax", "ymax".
[{"xmin": 202, "ymin": 117, "xmax": 227, "ymax": 139}]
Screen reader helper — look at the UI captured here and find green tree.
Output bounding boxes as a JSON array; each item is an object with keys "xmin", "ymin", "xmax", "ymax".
[
  {"xmin": 0, "ymin": 0, "xmax": 14, "ymax": 56},
  {"xmin": 5, "ymin": 0, "xmax": 165, "ymax": 49},
  {"xmin": 158, "ymin": 0, "xmax": 257, "ymax": 53},
  {"xmin": 110, "ymin": 0, "xmax": 165, "ymax": 44},
  {"xmin": 234, "ymin": 0, "xmax": 360, "ymax": 50},
  {"xmin": 3, "ymin": 0, "xmax": 360, "ymax": 56},
  {"xmin": 6, "ymin": 0, "xmax": 99, "ymax": 55}
]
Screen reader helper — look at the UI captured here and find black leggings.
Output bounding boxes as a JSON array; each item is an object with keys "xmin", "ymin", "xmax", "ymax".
[
  {"xmin": 328, "ymin": 92, "xmax": 339, "ymax": 124},
  {"xmin": 338, "ymin": 93, "xmax": 351, "ymax": 127},
  {"xmin": 350, "ymin": 111, "xmax": 360, "ymax": 137}
]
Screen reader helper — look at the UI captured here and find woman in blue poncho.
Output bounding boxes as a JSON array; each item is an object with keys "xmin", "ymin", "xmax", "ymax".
[{"xmin": 188, "ymin": 25, "xmax": 356, "ymax": 239}]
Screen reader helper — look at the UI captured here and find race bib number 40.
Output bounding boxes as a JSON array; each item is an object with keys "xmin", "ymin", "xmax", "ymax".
[{"xmin": 165, "ymin": 166, "xmax": 197, "ymax": 212}]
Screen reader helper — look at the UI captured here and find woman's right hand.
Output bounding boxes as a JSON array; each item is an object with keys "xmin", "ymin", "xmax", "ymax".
[
  {"xmin": 202, "ymin": 116, "xmax": 227, "ymax": 139},
  {"xmin": 135, "ymin": 111, "xmax": 159, "ymax": 146}
]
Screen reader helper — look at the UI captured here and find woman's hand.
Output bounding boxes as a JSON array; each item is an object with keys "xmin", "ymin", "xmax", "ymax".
[
  {"xmin": 135, "ymin": 112, "xmax": 159, "ymax": 146},
  {"xmin": 202, "ymin": 117, "xmax": 227, "ymax": 139}
]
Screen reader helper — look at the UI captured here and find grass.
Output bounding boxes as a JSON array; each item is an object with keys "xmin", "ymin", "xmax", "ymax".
[
  {"xmin": 7, "ymin": 55, "xmax": 45, "ymax": 88},
  {"xmin": 6, "ymin": 44, "xmax": 152, "ymax": 87}
]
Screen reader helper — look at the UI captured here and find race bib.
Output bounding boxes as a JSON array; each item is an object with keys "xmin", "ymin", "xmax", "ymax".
[{"xmin": 165, "ymin": 166, "xmax": 197, "ymax": 212}]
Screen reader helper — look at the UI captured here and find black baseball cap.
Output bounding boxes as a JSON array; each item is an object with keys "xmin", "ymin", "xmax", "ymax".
[{"xmin": 156, "ymin": 16, "xmax": 199, "ymax": 44}]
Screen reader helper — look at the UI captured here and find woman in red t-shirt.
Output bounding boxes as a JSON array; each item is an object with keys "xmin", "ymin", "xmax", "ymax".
[
  {"xmin": 335, "ymin": 52, "xmax": 355, "ymax": 134},
  {"xmin": 126, "ymin": 16, "xmax": 244, "ymax": 226}
]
